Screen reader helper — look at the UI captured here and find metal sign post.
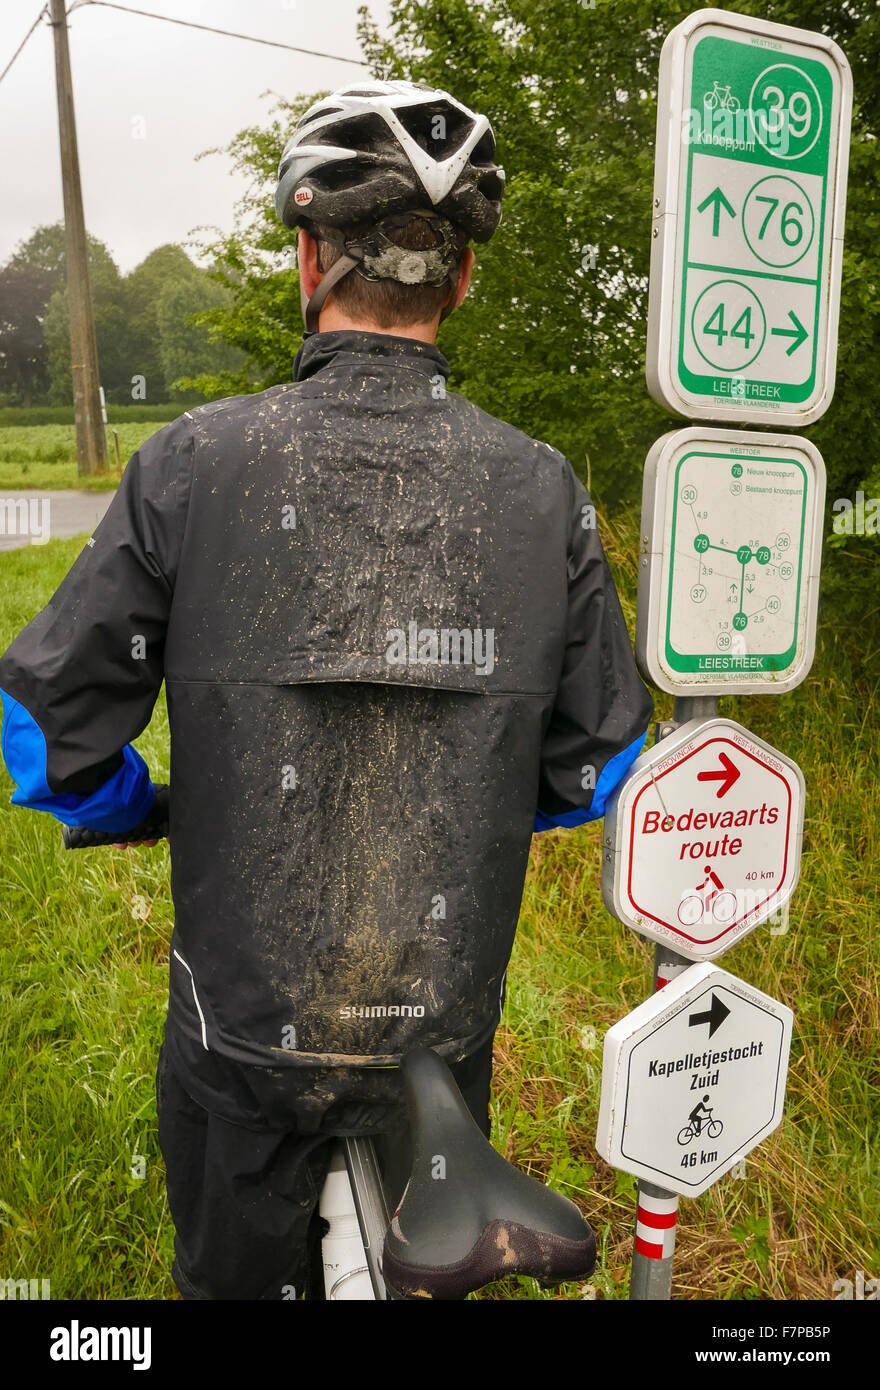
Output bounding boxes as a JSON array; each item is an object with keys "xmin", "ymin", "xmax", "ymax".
[
  {"xmin": 647, "ymin": 8, "xmax": 852, "ymax": 427},
  {"xmin": 627, "ymin": 699, "xmax": 712, "ymax": 1300},
  {"xmin": 629, "ymin": 940, "xmax": 691, "ymax": 1301}
]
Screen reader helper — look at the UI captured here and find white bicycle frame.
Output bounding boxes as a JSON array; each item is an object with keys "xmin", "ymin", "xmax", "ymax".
[{"xmin": 319, "ymin": 1137, "xmax": 391, "ymax": 1300}]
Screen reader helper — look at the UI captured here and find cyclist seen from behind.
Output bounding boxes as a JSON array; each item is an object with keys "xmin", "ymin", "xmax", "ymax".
[{"xmin": 0, "ymin": 80, "xmax": 653, "ymax": 1299}]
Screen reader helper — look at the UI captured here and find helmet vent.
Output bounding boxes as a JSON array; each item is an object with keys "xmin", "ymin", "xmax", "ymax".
[
  {"xmin": 395, "ymin": 102, "xmax": 476, "ymax": 160},
  {"xmin": 297, "ymin": 105, "xmax": 344, "ymax": 130},
  {"xmin": 314, "ymin": 112, "xmax": 390, "ymax": 153},
  {"xmin": 469, "ymin": 128, "xmax": 498, "ymax": 169}
]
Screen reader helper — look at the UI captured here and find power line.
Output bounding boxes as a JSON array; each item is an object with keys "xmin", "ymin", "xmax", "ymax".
[
  {"xmin": 66, "ymin": 0, "xmax": 368, "ymax": 67},
  {"xmin": 0, "ymin": 6, "xmax": 49, "ymax": 88}
]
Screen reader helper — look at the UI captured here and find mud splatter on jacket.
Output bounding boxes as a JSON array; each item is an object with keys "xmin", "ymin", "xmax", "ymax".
[{"xmin": 0, "ymin": 331, "xmax": 653, "ymax": 1076}]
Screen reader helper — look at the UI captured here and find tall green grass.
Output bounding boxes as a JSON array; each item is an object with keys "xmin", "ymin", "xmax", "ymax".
[
  {"xmin": 0, "ymin": 520, "xmax": 876, "ymax": 1300},
  {"xmin": 482, "ymin": 514, "xmax": 880, "ymax": 1300},
  {"xmin": 0, "ymin": 424, "xmax": 175, "ymax": 492},
  {"xmin": 0, "ymin": 537, "xmax": 175, "ymax": 1297}
]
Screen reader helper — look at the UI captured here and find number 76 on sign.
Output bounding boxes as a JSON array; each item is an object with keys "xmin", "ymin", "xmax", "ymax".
[{"xmin": 647, "ymin": 8, "xmax": 852, "ymax": 427}]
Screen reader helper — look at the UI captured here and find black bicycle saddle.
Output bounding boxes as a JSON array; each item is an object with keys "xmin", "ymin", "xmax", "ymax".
[{"xmin": 382, "ymin": 1047, "xmax": 596, "ymax": 1300}]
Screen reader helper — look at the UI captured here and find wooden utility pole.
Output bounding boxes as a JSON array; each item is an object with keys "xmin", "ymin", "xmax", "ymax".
[{"xmin": 49, "ymin": 0, "xmax": 107, "ymax": 476}]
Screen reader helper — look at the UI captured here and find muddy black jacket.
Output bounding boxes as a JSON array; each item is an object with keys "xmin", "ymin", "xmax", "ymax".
[{"xmin": 0, "ymin": 331, "xmax": 652, "ymax": 1087}]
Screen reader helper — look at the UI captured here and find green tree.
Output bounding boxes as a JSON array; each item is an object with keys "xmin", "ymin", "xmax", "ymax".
[
  {"xmin": 40, "ymin": 235, "xmax": 226, "ymax": 406},
  {"xmin": 40, "ymin": 233, "xmax": 129, "ymax": 405},
  {"xmin": 8, "ymin": 222, "xmax": 116, "ymax": 288},
  {"xmin": 123, "ymin": 244, "xmax": 202, "ymax": 402},
  {"xmin": 156, "ymin": 272, "xmax": 247, "ymax": 400},
  {"xmin": 177, "ymin": 94, "xmax": 323, "ymax": 399},
  {"xmin": 0, "ymin": 264, "xmax": 55, "ymax": 406},
  {"xmin": 7, "ymin": 224, "xmax": 124, "ymax": 406}
]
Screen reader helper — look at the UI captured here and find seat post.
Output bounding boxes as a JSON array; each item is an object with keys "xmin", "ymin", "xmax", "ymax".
[{"xmin": 342, "ymin": 1136, "xmax": 391, "ymax": 1300}]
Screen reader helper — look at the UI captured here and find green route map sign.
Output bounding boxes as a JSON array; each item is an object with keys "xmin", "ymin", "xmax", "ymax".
[
  {"xmin": 636, "ymin": 427, "xmax": 826, "ymax": 695},
  {"xmin": 647, "ymin": 9, "xmax": 852, "ymax": 427}
]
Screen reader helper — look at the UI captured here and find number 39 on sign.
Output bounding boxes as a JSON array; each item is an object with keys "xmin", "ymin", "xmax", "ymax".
[{"xmin": 647, "ymin": 8, "xmax": 852, "ymax": 427}]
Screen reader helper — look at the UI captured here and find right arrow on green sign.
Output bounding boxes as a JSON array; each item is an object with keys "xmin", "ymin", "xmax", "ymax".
[{"xmin": 771, "ymin": 310, "xmax": 809, "ymax": 355}]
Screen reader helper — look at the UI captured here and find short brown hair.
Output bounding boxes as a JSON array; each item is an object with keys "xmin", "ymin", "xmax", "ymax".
[{"xmin": 306, "ymin": 215, "xmax": 467, "ymax": 328}]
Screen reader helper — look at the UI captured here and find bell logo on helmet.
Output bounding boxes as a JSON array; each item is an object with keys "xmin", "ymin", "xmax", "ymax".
[{"xmin": 294, "ymin": 186, "xmax": 313, "ymax": 206}]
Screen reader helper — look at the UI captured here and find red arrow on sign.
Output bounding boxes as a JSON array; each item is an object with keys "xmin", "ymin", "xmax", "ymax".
[{"xmin": 697, "ymin": 752, "xmax": 740, "ymax": 798}]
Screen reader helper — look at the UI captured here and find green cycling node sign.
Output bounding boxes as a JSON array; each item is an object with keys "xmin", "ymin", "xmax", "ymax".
[
  {"xmin": 636, "ymin": 428, "xmax": 826, "ymax": 696},
  {"xmin": 647, "ymin": 11, "xmax": 851, "ymax": 427}
]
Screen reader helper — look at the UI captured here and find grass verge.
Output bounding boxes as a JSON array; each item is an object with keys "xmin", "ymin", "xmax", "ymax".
[{"xmin": 0, "ymin": 424, "xmax": 174, "ymax": 492}]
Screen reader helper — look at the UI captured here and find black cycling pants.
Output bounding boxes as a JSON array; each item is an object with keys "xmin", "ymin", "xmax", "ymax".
[{"xmin": 156, "ymin": 1035, "xmax": 494, "ymax": 1300}]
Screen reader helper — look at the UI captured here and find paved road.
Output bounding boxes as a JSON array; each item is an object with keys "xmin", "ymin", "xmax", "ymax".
[{"xmin": 0, "ymin": 490, "xmax": 114, "ymax": 553}]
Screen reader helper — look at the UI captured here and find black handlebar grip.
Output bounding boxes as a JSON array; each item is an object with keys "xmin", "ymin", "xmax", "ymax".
[{"xmin": 62, "ymin": 784, "xmax": 170, "ymax": 849}]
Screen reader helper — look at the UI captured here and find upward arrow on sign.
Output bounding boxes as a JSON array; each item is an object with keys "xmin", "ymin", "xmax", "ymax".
[
  {"xmin": 696, "ymin": 186, "xmax": 736, "ymax": 237},
  {"xmin": 697, "ymin": 752, "xmax": 740, "ymax": 798}
]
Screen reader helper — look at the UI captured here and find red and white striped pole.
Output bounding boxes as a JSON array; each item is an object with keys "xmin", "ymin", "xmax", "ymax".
[
  {"xmin": 629, "ymin": 699, "xmax": 717, "ymax": 1300},
  {"xmin": 635, "ymin": 1188, "xmax": 679, "ymax": 1263},
  {"xmin": 628, "ymin": 940, "xmax": 689, "ymax": 1299}
]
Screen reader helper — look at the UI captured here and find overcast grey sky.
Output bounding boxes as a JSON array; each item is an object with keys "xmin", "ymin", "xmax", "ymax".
[{"xmin": 0, "ymin": 0, "xmax": 392, "ymax": 273}]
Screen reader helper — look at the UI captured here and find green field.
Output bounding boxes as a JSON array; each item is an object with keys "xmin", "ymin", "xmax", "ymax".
[
  {"xmin": 0, "ymin": 423, "xmax": 173, "ymax": 492},
  {"xmin": 0, "ymin": 521, "xmax": 877, "ymax": 1300}
]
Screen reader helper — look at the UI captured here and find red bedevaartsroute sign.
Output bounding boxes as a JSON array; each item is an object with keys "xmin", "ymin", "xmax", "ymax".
[{"xmin": 602, "ymin": 718, "xmax": 805, "ymax": 961}]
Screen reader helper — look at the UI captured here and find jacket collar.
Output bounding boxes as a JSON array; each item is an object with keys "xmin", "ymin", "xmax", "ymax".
[{"xmin": 292, "ymin": 329, "xmax": 450, "ymax": 385}]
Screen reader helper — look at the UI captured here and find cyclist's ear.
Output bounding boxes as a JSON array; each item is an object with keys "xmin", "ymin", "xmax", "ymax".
[
  {"xmin": 448, "ymin": 247, "xmax": 476, "ymax": 311},
  {"xmin": 297, "ymin": 229, "xmax": 322, "ymax": 298}
]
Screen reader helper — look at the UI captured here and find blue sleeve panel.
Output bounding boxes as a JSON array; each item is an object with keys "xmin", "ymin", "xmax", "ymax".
[
  {"xmin": 0, "ymin": 689, "xmax": 155, "ymax": 831},
  {"xmin": 533, "ymin": 728, "xmax": 648, "ymax": 833}
]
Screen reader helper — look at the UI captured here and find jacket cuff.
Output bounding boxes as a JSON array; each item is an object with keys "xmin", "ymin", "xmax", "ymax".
[
  {"xmin": 533, "ymin": 728, "xmax": 648, "ymax": 833},
  {"xmin": 1, "ymin": 689, "xmax": 155, "ymax": 830}
]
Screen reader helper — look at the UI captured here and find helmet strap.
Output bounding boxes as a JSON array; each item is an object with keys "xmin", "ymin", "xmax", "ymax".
[
  {"xmin": 302, "ymin": 252, "xmax": 363, "ymax": 334},
  {"xmin": 301, "ymin": 213, "xmax": 463, "ymax": 332}
]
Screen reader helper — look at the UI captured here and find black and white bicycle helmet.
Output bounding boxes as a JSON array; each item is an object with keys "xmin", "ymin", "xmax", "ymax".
[{"xmin": 275, "ymin": 80, "xmax": 505, "ymax": 331}]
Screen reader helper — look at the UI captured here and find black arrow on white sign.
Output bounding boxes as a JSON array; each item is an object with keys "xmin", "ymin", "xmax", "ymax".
[{"xmin": 688, "ymin": 994, "xmax": 731, "ymax": 1038}]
